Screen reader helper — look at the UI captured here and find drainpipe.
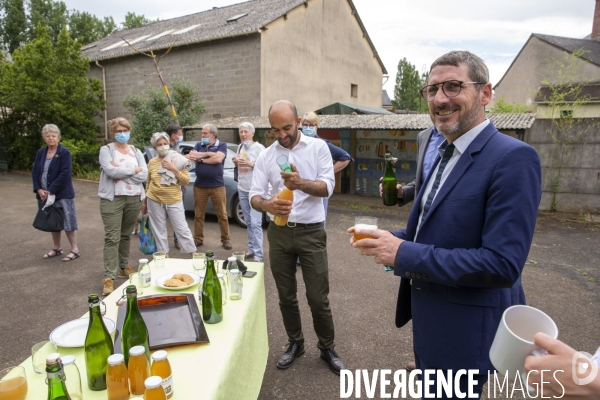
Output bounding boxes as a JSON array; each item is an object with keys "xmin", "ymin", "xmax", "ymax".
[{"xmin": 95, "ymin": 60, "xmax": 108, "ymax": 141}]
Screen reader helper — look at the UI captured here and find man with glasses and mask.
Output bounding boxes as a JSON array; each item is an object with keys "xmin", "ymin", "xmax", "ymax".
[
  {"xmin": 250, "ymin": 100, "xmax": 346, "ymax": 375},
  {"xmin": 351, "ymin": 51, "xmax": 542, "ymax": 398}
]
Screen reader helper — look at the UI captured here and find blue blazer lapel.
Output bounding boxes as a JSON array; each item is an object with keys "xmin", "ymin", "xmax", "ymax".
[{"xmin": 413, "ymin": 123, "xmax": 498, "ymax": 235}]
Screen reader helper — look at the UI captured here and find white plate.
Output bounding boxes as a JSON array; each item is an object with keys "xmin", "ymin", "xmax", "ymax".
[
  {"xmin": 49, "ymin": 317, "xmax": 116, "ymax": 348},
  {"xmin": 156, "ymin": 272, "xmax": 201, "ymax": 290}
]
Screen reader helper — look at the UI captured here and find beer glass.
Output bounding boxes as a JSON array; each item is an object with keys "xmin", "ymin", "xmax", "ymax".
[
  {"xmin": 0, "ymin": 366, "xmax": 28, "ymax": 400},
  {"xmin": 31, "ymin": 341, "xmax": 57, "ymax": 374},
  {"xmin": 153, "ymin": 252, "xmax": 166, "ymax": 268},
  {"xmin": 193, "ymin": 252, "xmax": 206, "ymax": 271},
  {"xmin": 353, "ymin": 216, "xmax": 377, "ymax": 241}
]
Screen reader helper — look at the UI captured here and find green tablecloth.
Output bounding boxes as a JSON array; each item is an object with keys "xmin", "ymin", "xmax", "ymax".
[{"xmin": 19, "ymin": 258, "xmax": 268, "ymax": 400}]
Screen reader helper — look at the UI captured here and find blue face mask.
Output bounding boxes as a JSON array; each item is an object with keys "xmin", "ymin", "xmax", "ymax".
[
  {"xmin": 201, "ymin": 137, "xmax": 210, "ymax": 145},
  {"xmin": 115, "ymin": 132, "xmax": 130, "ymax": 143},
  {"xmin": 302, "ymin": 126, "xmax": 316, "ymax": 137},
  {"xmin": 176, "ymin": 135, "xmax": 183, "ymax": 144}
]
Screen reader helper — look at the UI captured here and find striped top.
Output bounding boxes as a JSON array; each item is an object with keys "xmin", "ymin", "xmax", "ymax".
[{"xmin": 146, "ymin": 158, "xmax": 190, "ymax": 204}]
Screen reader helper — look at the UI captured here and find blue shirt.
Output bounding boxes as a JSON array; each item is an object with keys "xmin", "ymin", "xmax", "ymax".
[
  {"xmin": 193, "ymin": 139, "xmax": 227, "ymax": 187},
  {"xmin": 323, "ymin": 139, "xmax": 354, "ymax": 163},
  {"xmin": 421, "ymin": 127, "xmax": 445, "ymax": 183}
]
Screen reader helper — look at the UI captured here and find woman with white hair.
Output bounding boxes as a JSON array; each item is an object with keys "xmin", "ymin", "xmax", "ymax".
[
  {"xmin": 232, "ymin": 122, "xmax": 265, "ymax": 262},
  {"xmin": 32, "ymin": 123, "xmax": 80, "ymax": 262},
  {"xmin": 141, "ymin": 132, "xmax": 196, "ymax": 257}
]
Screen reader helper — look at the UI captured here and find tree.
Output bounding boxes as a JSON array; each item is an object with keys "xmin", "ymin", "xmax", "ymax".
[
  {"xmin": 0, "ymin": 23, "xmax": 105, "ymax": 170},
  {"xmin": 392, "ymin": 58, "xmax": 427, "ymax": 112},
  {"xmin": 490, "ymin": 96, "xmax": 529, "ymax": 113},
  {"xmin": 123, "ymin": 77, "xmax": 206, "ymax": 147},
  {"xmin": 69, "ymin": 11, "xmax": 116, "ymax": 45},
  {"xmin": 121, "ymin": 12, "xmax": 158, "ymax": 30},
  {"xmin": 27, "ymin": 0, "xmax": 68, "ymax": 45},
  {"xmin": 0, "ymin": 0, "xmax": 27, "ymax": 53},
  {"xmin": 539, "ymin": 48, "xmax": 599, "ymax": 211}
]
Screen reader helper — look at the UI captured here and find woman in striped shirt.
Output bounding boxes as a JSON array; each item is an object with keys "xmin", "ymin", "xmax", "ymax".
[{"xmin": 142, "ymin": 132, "xmax": 196, "ymax": 256}]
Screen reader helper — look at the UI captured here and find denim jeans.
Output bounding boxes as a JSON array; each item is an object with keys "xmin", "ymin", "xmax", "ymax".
[{"xmin": 238, "ymin": 189, "xmax": 263, "ymax": 259}]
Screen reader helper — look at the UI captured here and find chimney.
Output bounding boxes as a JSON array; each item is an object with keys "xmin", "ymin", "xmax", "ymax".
[{"xmin": 593, "ymin": 0, "xmax": 600, "ymax": 41}]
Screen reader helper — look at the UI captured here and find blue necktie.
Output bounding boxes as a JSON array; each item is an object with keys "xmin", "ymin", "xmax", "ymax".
[{"xmin": 421, "ymin": 142, "xmax": 455, "ymax": 222}]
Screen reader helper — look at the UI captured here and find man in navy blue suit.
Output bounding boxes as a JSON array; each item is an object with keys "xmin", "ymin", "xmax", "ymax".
[{"xmin": 351, "ymin": 51, "xmax": 542, "ymax": 398}]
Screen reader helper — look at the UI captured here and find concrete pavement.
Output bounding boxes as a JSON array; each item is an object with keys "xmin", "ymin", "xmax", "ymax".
[{"xmin": 1, "ymin": 171, "xmax": 599, "ymax": 400}]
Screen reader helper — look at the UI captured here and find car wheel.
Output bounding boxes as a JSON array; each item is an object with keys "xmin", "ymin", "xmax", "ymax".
[{"xmin": 233, "ymin": 195, "xmax": 247, "ymax": 228}]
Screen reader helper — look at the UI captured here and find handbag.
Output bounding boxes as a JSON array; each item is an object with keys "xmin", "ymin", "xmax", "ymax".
[
  {"xmin": 138, "ymin": 214, "xmax": 158, "ymax": 255},
  {"xmin": 33, "ymin": 202, "xmax": 64, "ymax": 232},
  {"xmin": 233, "ymin": 145, "xmax": 241, "ymax": 182}
]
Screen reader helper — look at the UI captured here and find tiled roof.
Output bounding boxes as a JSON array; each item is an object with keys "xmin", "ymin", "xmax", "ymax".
[
  {"xmin": 381, "ymin": 90, "xmax": 392, "ymax": 107},
  {"xmin": 534, "ymin": 34, "xmax": 600, "ymax": 67},
  {"xmin": 80, "ymin": 0, "xmax": 386, "ymax": 73},
  {"xmin": 187, "ymin": 113, "xmax": 536, "ymax": 130},
  {"xmin": 535, "ymin": 82, "xmax": 600, "ymax": 103}
]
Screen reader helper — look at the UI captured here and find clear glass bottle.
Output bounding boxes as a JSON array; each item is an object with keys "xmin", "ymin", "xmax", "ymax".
[
  {"xmin": 83, "ymin": 294, "xmax": 113, "ymax": 391},
  {"xmin": 60, "ymin": 355, "xmax": 82, "ymax": 400},
  {"xmin": 107, "ymin": 354, "xmax": 129, "ymax": 400},
  {"xmin": 217, "ymin": 273, "xmax": 227, "ymax": 305},
  {"xmin": 139, "ymin": 258, "xmax": 151, "ymax": 288},
  {"xmin": 121, "ymin": 285, "xmax": 150, "ymax": 366},
  {"xmin": 202, "ymin": 250, "xmax": 223, "ymax": 324},
  {"xmin": 128, "ymin": 346, "xmax": 150, "ymax": 396},
  {"xmin": 229, "ymin": 269, "xmax": 243, "ymax": 300},
  {"xmin": 144, "ymin": 376, "xmax": 167, "ymax": 400},
  {"xmin": 151, "ymin": 350, "xmax": 173, "ymax": 398},
  {"xmin": 46, "ymin": 353, "xmax": 71, "ymax": 400}
]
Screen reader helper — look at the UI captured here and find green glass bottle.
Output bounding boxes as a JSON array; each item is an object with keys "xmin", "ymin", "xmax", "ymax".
[
  {"xmin": 46, "ymin": 353, "xmax": 71, "ymax": 400},
  {"xmin": 382, "ymin": 153, "xmax": 398, "ymax": 206},
  {"xmin": 202, "ymin": 250, "xmax": 223, "ymax": 324},
  {"xmin": 122, "ymin": 285, "xmax": 150, "ymax": 366},
  {"xmin": 83, "ymin": 294, "xmax": 114, "ymax": 391}
]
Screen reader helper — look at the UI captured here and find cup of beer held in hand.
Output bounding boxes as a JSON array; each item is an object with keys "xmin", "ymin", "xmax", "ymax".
[{"xmin": 353, "ymin": 216, "xmax": 378, "ymax": 241}]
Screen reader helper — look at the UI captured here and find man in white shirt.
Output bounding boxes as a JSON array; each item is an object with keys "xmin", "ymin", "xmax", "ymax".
[{"xmin": 250, "ymin": 100, "xmax": 346, "ymax": 375}]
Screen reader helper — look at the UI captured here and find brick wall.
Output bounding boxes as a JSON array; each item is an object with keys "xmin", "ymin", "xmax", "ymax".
[{"xmin": 89, "ymin": 34, "xmax": 261, "ymax": 129}]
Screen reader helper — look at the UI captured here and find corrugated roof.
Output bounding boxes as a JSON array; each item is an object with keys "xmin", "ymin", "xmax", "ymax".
[
  {"xmin": 80, "ymin": 0, "xmax": 386, "ymax": 73},
  {"xmin": 186, "ymin": 113, "xmax": 536, "ymax": 130}
]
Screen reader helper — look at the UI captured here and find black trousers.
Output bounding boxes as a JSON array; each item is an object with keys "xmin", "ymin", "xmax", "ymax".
[{"xmin": 267, "ymin": 222, "xmax": 335, "ymax": 350}]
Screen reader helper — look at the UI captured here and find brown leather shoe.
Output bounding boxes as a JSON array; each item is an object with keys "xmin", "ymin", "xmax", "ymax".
[
  {"xmin": 405, "ymin": 361, "xmax": 416, "ymax": 371},
  {"xmin": 222, "ymin": 240, "xmax": 232, "ymax": 250},
  {"xmin": 102, "ymin": 278, "xmax": 114, "ymax": 295},
  {"xmin": 118, "ymin": 265, "xmax": 135, "ymax": 278}
]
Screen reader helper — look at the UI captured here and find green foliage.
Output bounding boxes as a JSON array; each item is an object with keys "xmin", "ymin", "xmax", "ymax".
[
  {"xmin": 27, "ymin": 0, "xmax": 68, "ymax": 45},
  {"xmin": 392, "ymin": 58, "xmax": 428, "ymax": 112},
  {"xmin": 490, "ymin": 96, "xmax": 529, "ymax": 113},
  {"xmin": 0, "ymin": 0, "xmax": 27, "ymax": 53},
  {"xmin": 69, "ymin": 11, "xmax": 117, "ymax": 45},
  {"xmin": 60, "ymin": 138, "xmax": 102, "ymax": 178},
  {"xmin": 123, "ymin": 77, "xmax": 206, "ymax": 147},
  {"xmin": 540, "ymin": 48, "xmax": 599, "ymax": 211},
  {"xmin": 0, "ymin": 24, "xmax": 105, "ymax": 170},
  {"xmin": 121, "ymin": 12, "xmax": 158, "ymax": 30}
]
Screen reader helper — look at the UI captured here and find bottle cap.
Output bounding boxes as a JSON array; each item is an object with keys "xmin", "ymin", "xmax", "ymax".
[
  {"xmin": 107, "ymin": 354, "xmax": 125, "ymax": 365},
  {"xmin": 144, "ymin": 376, "xmax": 163, "ymax": 389},
  {"xmin": 228, "ymin": 256, "xmax": 237, "ymax": 261},
  {"xmin": 129, "ymin": 345, "xmax": 145, "ymax": 356},
  {"xmin": 151, "ymin": 350, "xmax": 168, "ymax": 361},
  {"xmin": 46, "ymin": 353, "xmax": 60, "ymax": 363},
  {"xmin": 61, "ymin": 355, "xmax": 75, "ymax": 365},
  {"xmin": 139, "ymin": 259, "xmax": 148, "ymax": 263},
  {"xmin": 230, "ymin": 269, "xmax": 240, "ymax": 275}
]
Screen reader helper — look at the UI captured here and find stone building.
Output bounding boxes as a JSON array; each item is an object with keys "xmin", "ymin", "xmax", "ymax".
[{"xmin": 81, "ymin": 0, "xmax": 387, "ymax": 137}]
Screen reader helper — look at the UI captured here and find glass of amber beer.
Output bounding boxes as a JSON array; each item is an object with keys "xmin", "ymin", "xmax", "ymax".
[
  {"xmin": 0, "ymin": 366, "xmax": 28, "ymax": 400},
  {"xmin": 353, "ymin": 216, "xmax": 378, "ymax": 241}
]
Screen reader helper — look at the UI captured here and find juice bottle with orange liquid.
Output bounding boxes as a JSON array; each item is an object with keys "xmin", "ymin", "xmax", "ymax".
[
  {"xmin": 0, "ymin": 366, "xmax": 28, "ymax": 400},
  {"xmin": 128, "ymin": 346, "xmax": 150, "ymax": 395},
  {"xmin": 150, "ymin": 350, "xmax": 173, "ymax": 398},
  {"xmin": 144, "ymin": 376, "xmax": 167, "ymax": 400},
  {"xmin": 106, "ymin": 354, "xmax": 129, "ymax": 400},
  {"xmin": 272, "ymin": 188, "xmax": 294, "ymax": 226}
]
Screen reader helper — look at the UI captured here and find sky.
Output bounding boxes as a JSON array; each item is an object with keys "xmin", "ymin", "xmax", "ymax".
[{"xmin": 60, "ymin": 0, "xmax": 597, "ymax": 95}]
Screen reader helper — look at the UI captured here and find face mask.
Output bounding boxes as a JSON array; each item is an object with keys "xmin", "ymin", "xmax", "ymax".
[
  {"xmin": 242, "ymin": 140, "xmax": 252, "ymax": 149},
  {"xmin": 201, "ymin": 138, "xmax": 210, "ymax": 145},
  {"xmin": 302, "ymin": 126, "xmax": 316, "ymax": 137},
  {"xmin": 115, "ymin": 132, "xmax": 130, "ymax": 143},
  {"xmin": 176, "ymin": 135, "xmax": 183, "ymax": 144},
  {"xmin": 156, "ymin": 145, "xmax": 170, "ymax": 157}
]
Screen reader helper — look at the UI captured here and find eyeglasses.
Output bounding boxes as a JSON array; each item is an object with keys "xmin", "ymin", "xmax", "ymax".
[{"xmin": 420, "ymin": 80, "xmax": 484, "ymax": 101}]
